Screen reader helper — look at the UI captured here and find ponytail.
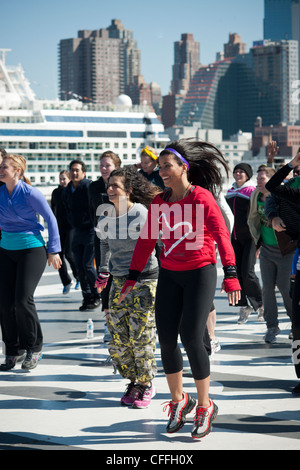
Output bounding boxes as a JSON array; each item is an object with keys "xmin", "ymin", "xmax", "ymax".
[{"xmin": 23, "ymin": 175, "xmax": 31, "ymax": 186}]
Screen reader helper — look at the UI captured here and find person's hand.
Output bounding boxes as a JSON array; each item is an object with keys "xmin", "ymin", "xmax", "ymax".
[
  {"xmin": 95, "ymin": 273, "xmax": 110, "ymax": 293},
  {"xmin": 221, "ymin": 283, "xmax": 241, "ymax": 305},
  {"xmin": 117, "ymin": 280, "xmax": 136, "ymax": 305},
  {"xmin": 272, "ymin": 216, "xmax": 286, "ymax": 232},
  {"xmin": 267, "ymin": 140, "xmax": 279, "ymax": 164},
  {"xmin": 227, "ymin": 290, "xmax": 241, "ymax": 306},
  {"xmin": 221, "ymin": 273, "xmax": 241, "ymax": 306},
  {"xmin": 48, "ymin": 253, "xmax": 62, "ymax": 270}
]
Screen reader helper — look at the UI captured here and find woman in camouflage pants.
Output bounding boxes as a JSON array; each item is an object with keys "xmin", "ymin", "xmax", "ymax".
[
  {"xmin": 95, "ymin": 166, "xmax": 160, "ymax": 408},
  {"xmin": 107, "ymin": 276, "xmax": 157, "ymax": 385}
]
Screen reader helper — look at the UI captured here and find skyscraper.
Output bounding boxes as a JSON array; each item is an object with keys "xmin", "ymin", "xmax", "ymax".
[
  {"xmin": 251, "ymin": 39, "xmax": 299, "ymax": 125},
  {"xmin": 171, "ymin": 34, "xmax": 200, "ymax": 95},
  {"xmin": 162, "ymin": 33, "xmax": 200, "ymax": 128},
  {"xmin": 176, "ymin": 38, "xmax": 299, "ymax": 137},
  {"xmin": 264, "ymin": 0, "xmax": 300, "ymax": 84},
  {"xmin": 59, "ymin": 19, "xmax": 141, "ymax": 105},
  {"xmin": 264, "ymin": 0, "xmax": 300, "ymax": 43},
  {"xmin": 175, "ymin": 58, "xmax": 235, "ymax": 133}
]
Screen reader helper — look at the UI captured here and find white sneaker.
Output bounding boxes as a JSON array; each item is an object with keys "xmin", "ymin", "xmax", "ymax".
[
  {"xmin": 257, "ymin": 306, "xmax": 264, "ymax": 322},
  {"xmin": 210, "ymin": 338, "xmax": 221, "ymax": 355},
  {"xmin": 191, "ymin": 399, "xmax": 218, "ymax": 439},
  {"xmin": 163, "ymin": 392, "xmax": 196, "ymax": 433},
  {"xmin": 237, "ymin": 306, "xmax": 252, "ymax": 324}
]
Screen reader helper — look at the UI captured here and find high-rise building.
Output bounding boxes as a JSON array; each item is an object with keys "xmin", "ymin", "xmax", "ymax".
[
  {"xmin": 224, "ymin": 33, "xmax": 247, "ymax": 58},
  {"xmin": 264, "ymin": 1, "xmax": 300, "ymax": 88},
  {"xmin": 264, "ymin": 0, "xmax": 300, "ymax": 118},
  {"xmin": 171, "ymin": 33, "xmax": 200, "ymax": 95},
  {"xmin": 264, "ymin": 0, "xmax": 300, "ymax": 43},
  {"xmin": 176, "ymin": 59, "xmax": 233, "ymax": 130},
  {"xmin": 251, "ymin": 39, "xmax": 299, "ymax": 125},
  {"xmin": 162, "ymin": 33, "xmax": 200, "ymax": 128},
  {"xmin": 59, "ymin": 19, "xmax": 141, "ymax": 105},
  {"xmin": 176, "ymin": 38, "xmax": 299, "ymax": 138}
]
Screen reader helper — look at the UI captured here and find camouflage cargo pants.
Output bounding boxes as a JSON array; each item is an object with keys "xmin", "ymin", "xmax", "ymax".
[{"xmin": 107, "ymin": 276, "xmax": 157, "ymax": 383}]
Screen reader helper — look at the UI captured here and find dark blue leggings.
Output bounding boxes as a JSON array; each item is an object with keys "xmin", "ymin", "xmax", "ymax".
[{"xmin": 155, "ymin": 264, "xmax": 217, "ymax": 380}]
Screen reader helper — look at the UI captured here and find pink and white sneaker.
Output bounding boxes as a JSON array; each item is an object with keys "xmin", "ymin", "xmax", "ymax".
[
  {"xmin": 120, "ymin": 382, "xmax": 138, "ymax": 406},
  {"xmin": 132, "ymin": 383, "xmax": 156, "ymax": 409}
]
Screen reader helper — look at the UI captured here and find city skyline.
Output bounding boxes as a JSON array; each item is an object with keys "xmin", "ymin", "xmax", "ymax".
[{"xmin": 1, "ymin": 0, "xmax": 264, "ymax": 100}]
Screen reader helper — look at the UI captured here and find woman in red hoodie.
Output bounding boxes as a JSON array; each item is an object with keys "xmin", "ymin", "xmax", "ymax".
[{"xmin": 118, "ymin": 139, "xmax": 241, "ymax": 439}]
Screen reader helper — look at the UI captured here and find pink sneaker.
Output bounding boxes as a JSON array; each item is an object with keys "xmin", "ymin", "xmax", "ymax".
[
  {"xmin": 132, "ymin": 383, "xmax": 156, "ymax": 409},
  {"xmin": 120, "ymin": 382, "xmax": 138, "ymax": 406}
]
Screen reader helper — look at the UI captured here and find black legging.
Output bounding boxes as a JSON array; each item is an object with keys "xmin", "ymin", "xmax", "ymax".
[
  {"xmin": 231, "ymin": 237, "xmax": 262, "ymax": 311},
  {"xmin": 155, "ymin": 264, "xmax": 217, "ymax": 381},
  {"xmin": 58, "ymin": 227, "xmax": 78, "ymax": 287},
  {"xmin": 0, "ymin": 246, "xmax": 47, "ymax": 355},
  {"xmin": 292, "ymin": 270, "xmax": 300, "ymax": 378}
]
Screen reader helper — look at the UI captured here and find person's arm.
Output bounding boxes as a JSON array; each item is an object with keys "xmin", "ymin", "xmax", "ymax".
[
  {"xmin": 29, "ymin": 187, "xmax": 62, "ymax": 269},
  {"xmin": 205, "ymin": 191, "xmax": 237, "ymax": 267},
  {"xmin": 217, "ymin": 192, "xmax": 234, "ymax": 234},
  {"xmin": 264, "ymin": 194, "xmax": 287, "ymax": 232},
  {"xmin": 264, "ymin": 193, "xmax": 277, "ymax": 220},
  {"xmin": 94, "ymin": 237, "xmax": 110, "ymax": 293},
  {"xmin": 117, "ymin": 199, "xmax": 160, "ymax": 303},
  {"xmin": 99, "ymin": 236, "xmax": 110, "ymax": 274},
  {"xmin": 50, "ymin": 189, "xmax": 56, "ymax": 216},
  {"xmin": 87, "ymin": 182, "xmax": 98, "ymax": 226},
  {"xmin": 266, "ymin": 140, "xmax": 279, "ymax": 167},
  {"xmin": 265, "ymin": 157, "xmax": 300, "ymax": 203},
  {"xmin": 204, "ymin": 191, "xmax": 241, "ymax": 304}
]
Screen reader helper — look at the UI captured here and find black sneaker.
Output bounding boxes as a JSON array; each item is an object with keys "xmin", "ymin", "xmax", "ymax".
[
  {"xmin": 292, "ymin": 383, "xmax": 300, "ymax": 395},
  {"xmin": 120, "ymin": 382, "xmax": 138, "ymax": 406},
  {"xmin": 21, "ymin": 351, "xmax": 43, "ymax": 370},
  {"xmin": 87, "ymin": 297, "xmax": 101, "ymax": 309},
  {"xmin": 0, "ymin": 353, "xmax": 26, "ymax": 371},
  {"xmin": 79, "ymin": 300, "xmax": 90, "ymax": 311},
  {"xmin": 163, "ymin": 391, "xmax": 196, "ymax": 433},
  {"xmin": 191, "ymin": 399, "xmax": 218, "ymax": 439}
]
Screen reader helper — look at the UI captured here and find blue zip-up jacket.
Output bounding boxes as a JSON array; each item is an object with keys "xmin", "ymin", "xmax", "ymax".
[{"xmin": 0, "ymin": 180, "xmax": 61, "ymax": 253}]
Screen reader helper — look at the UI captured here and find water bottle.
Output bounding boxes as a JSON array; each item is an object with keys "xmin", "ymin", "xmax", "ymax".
[{"xmin": 86, "ymin": 319, "xmax": 94, "ymax": 339}]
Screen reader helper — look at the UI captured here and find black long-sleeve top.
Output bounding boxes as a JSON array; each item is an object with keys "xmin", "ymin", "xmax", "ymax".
[{"xmin": 265, "ymin": 164, "xmax": 300, "ymax": 247}]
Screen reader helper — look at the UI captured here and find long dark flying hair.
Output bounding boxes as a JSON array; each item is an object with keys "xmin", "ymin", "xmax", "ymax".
[
  {"xmin": 109, "ymin": 166, "xmax": 160, "ymax": 208},
  {"xmin": 159, "ymin": 139, "xmax": 229, "ymax": 198}
]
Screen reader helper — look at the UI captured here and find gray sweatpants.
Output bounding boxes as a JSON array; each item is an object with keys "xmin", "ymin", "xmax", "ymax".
[{"xmin": 260, "ymin": 243, "xmax": 294, "ymax": 328}]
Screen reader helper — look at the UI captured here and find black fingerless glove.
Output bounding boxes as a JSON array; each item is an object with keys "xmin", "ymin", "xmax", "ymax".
[
  {"xmin": 223, "ymin": 265, "xmax": 238, "ymax": 279},
  {"xmin": 128, "ymin": 269, "xmax": 141, "ymax": 281}
]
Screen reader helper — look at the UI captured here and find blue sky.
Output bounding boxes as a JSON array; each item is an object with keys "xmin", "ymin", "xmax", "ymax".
[{"xmin": 1, "ymin": 0, "xmax": 264, "ymax": 99}]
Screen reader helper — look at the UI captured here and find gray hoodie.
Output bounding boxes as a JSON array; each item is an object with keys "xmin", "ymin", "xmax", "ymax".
[{"xmin": 96, "ymin": 202, "xmax": 158, "ymax": 278}]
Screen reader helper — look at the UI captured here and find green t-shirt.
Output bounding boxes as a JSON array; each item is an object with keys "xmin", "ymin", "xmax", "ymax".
[{"xmin": 257, "ymin": 194, "xmax": 278, "ymax": 246}]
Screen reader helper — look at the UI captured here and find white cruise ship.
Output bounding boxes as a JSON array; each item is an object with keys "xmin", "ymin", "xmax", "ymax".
[{"xmin": 0, "ymin": 50, "xmax": 169, "ymax": 187}]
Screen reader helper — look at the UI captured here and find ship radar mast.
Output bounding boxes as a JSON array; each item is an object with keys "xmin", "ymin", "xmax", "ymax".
[{"xmin": 0, "ymin": 49, "xmax": 12, "ymax": 65}]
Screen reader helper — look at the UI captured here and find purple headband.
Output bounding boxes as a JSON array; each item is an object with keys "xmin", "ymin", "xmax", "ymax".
[{"xmin": 165, "ymin": 147, "xmax": 190, "ymax": 170}]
